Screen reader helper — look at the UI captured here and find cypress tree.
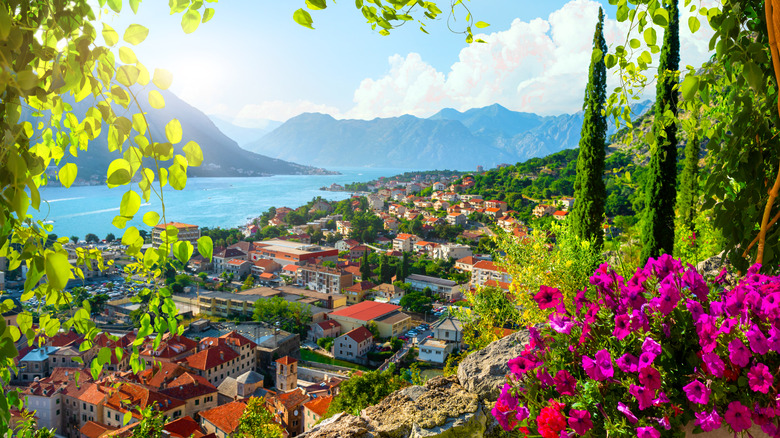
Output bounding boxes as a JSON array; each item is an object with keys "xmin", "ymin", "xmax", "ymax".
[
  {"xmin": 570, "ymin": 8, "xmax": 608, "ymax": 249},
  {"xmin": 360, "ymin": 250, "xmax": 371, "ymax": 281},
  {"xmin": 641, "ymin": 0, "xmax": 680, "ymax": 262},
  {"xmin": 677, "ymin": 119, "xmax": 700, "ymax": 232}
]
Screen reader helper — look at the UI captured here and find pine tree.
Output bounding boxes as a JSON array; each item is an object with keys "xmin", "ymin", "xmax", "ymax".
[
  {"xmin": 641, "ymin": 0, "xmax": 680, "ymax": 262},
  {"xmin": 360, "ymin": 249, "xmax": 372, "ymax": 281},
  {"xmin": 677, "ymin": 116, "xmax": 700, "ymax": 232},
  {"xmin": 570, "ymin": 8, "xmax": 608, "ymax": 249}
]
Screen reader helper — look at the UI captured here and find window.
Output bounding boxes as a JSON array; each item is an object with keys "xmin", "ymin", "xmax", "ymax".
[
  {"xmin": 195, "ymin": 399, "xmax": 200, "ymax": 406},
  {"xmin": 115, "ymin": 414, "xmax": 119, "ymax": 421},
  {"xmin": 56, "ymin": 410, "xmax": 60, "ymax": 415},
  {"xmin": 83, "ymin": 403, "xmax": 86, "ymax": 409},
  {"xmin": 445, "ymin": 332, "xmax": 449, "ymax": 338},
  {"xmin": 82, "ymin": 414, "xmax": 86, "ymax": 421},
  {"xmin": 90, "ymin": 405, "xmax": 94, "ymax": 412},
  {"xmin": 56, "ymin": 399, "xmax": 60, "ymax": 405}
]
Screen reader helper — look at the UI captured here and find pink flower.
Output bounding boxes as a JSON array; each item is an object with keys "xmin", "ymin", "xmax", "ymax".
[
  {"xmin": 695, "ymin": 408, "xmax": 722, "ymax": 432},
  {"xmin": 535, "ymin": 285, "xmax": 563, "ymax": 310},
  {"xmin": 567, "ymin": 409, "xmax": 593, "ymax": 435},
  {"xmin": 728, "ymin": 338, "xmax": 751, "ymax": 368},
  {"xmin": 746, "ymin": 324, "xmax": 770, "ymax": 355},
  {"xmin": 639, "ymin": 366, "xmax": 661, "ymax": 391},
  {"xmin": 629, "ymin": 384, "xmax": 654, "ymax": 410},
  {"xmin": 553, "ymin": 370, "xmax": 577, "ymax": 396},
  {"xmin": 748, "ymin": 363, "xmax": 774, "ymax": 394},
  {"xmin": 683, "ymin": 379, "xmax": 710, "ymax": 405},
  {"xmin": 613, "ymin": 314, "xmax": 631, "ymax": 339},
  {"xmin": 724, "ymin": 401, "xmax": 752, "ymax": 432},
  {"xmin": 636, "ymin": 426, "xmax": 660, "ymax": 438},
  {"xmin": 508, "ymin": 356, "xmax": 537, "ymax": 377},
  {"xmin": 617, "ymin": 402, "xmax": 638, "ymax": 424},
  {"xmin": 582, "ymin": 350, "xmax": 613, "ymax": 381},
  {"xmin": 701, "ymin": 352, "xmax": 725, "ymax": 378},
  {"xmin": 616, "ymin": 353, "xmax": 639, "ymax": 373}
]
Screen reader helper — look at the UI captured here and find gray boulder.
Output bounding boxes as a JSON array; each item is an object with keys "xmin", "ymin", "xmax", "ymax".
[{"xmin": 457, "ymin": 330, "xmax": 530, "ymax": 401}]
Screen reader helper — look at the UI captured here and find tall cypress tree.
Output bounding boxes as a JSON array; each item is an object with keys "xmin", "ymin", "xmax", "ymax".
[
  {"xmin": 677, "ymin": 118, "xmax": 700, "ymax": 232},
  {"xmin": 641, "ymin": 0, "xmax": 680, "ymax": 262},
  {"xmin": 360, "ymin": 249, "xmax": 371, "ymax": 281},
  {"xmin": 570, "ymin": 8, "xmax": 608, "ymax": 250}
]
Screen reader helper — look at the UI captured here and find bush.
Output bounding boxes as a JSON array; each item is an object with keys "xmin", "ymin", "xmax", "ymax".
[
  {"xmin": 494, "ymin": 255, "xmax": 780, "ymax": 437},
  {"xmin": 317, "ymin": 337, "xmax": 334, "ymax": 352}
]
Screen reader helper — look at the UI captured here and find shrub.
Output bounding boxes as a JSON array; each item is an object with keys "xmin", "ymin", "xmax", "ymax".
[{"xmin": 494, "ymin": 255, "xmax": 780, "ymax": 437}]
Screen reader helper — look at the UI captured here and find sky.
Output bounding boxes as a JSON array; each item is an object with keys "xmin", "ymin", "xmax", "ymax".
[{"xmin": 101, "ymin": 0, "xmax": 717, "ymax": 127}]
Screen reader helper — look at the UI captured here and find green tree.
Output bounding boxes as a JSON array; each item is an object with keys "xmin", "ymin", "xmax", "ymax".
[
  {"xmin": 235, "ymin": 397, "xmax": 283, "ymax": 438},
  {"xmin": 366, "ymin": 320, "xmax": 380, "ymax": 339},
  {"xmin": 640, "ymin": 0, "xmax": 680, "ymax": 263},
  {"xmin": 253, "ymin": 297, "xmax": 312, "ymax": 337},
  {"xmin": 242, "ymin": 275, "xmax": 255, "ymax": 291},
  {"xmin": 677, "ymin": 116, "xmax": 700, "ymax": 232},
  {"xmin": 360, "ymin": 250, "xmax": 372, "ymax": 282},
  {"xmin": 569, "ymin": 8, "xmax": 608, "ymax": 250},
  {"xmin": 130, "ymin": 407, "xmax": 165, "ymax": 438},
  {"xmin": 70, "ymin": 236, "xmax": 79, "ymax": 244},
  {"xmin": 85, "ymin": 233, "xmax": 99, "ymax": 244},
  {"xmin": 324, "ymin": 367, "xmax": 407, "ymax": 418},
  {"xmin": 399, "ymin": 290, "xmax": 433, "ymax": 313},
  {"xmin": 105, "ymin": 233, "xmax": 116, "ymax": 243},
  {"xmin": 317, "ymin": 336, "xmax": 335, "ymax": 351}
]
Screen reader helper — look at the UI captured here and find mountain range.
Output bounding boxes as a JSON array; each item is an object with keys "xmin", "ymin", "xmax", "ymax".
[{"xmin": 244, "ymin": 101, "xmax": 653, "ymax": 170}]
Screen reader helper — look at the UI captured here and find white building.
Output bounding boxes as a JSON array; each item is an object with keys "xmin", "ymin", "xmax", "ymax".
[
  {"xmin": 433, "ymin": 243, "xmax": 472, "ymax": 261},
  {"xmin": 418, "ymin": 338, "xmax": 454, "ymax": 364}
]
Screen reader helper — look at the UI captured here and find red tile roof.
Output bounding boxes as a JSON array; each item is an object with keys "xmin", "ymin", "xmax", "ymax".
[
  {"xmin": 160, "ymin": 372, "xmax": 217, "ymax": 400},
  {"xmin": 316, "ymin": 320, "xmax": 341, "ymax": 330},
  {"xmin": 220, "ymin": 331, "xmax": 258, "ymax": 349},
  {"xmin": 77, "ymin": 383, "xmax": 107, "ymax": 405},
  {"xmin": 155, "ymin": 222, "xmax": 197, "ymax": 229},
  {"xmin": 138, "ymin": 362, "xmax": 188, "ymax": 389},
  {"xmin": 182, "ymin": 344, "xmax": 238, "ymax": 371},
  {"xmin": 344, "ymin": 326, "xmax": 373, "ymax": 344},
  {"xmin": 259, "ymin": 272, "xmax": 276, "ymax": 279},
  {"xmin": 105, "ymin": 383, "xmax": 185, "ymax": 419},
  {"xmin": 199, "ymin": 400, "xmax": 248, "ymax": 435},
  {"xmin": 276, "ymin": 356, "xmax": 298, "ymax": 365},
  {"xmin": 283, "ymin": 264, "xmax": 300, "ymax": 272},
  {"xmin": 329, "ymin": 301, "xmax": 401, "ymax": 322},
  {"xmin": 485, "ymin": 207, "xmax": 501, "ymax": 213},
  {"xmin": 473, "ymin": 260, "xmax": 508, "ymax": 273},
  {"xmin": 553, "ymin": 210, "xmax": 568, "ymax": 216},
  {"xmin": 456, "ymin": 256, "xmax": 476, "ymax": 265},
  {"xmin": 344, "ymin": 281, "xmax": 376, "ymax": 293},
  {"xmin": 163, "ymin": 416, "xmax": 204, "ymax": 438},
  {"xmin": 47, "ymin": 331, "xmax": 82, "ymax": 347},
  {"xmin": 79, "ymin": 421, "xmax": 116, "ymax": 438},
  {"xmin": 274, "ymin": 388, "xmax": 310, "ymax": 411},
  {"xmin": 394, "ymin": 233, "xmax": 417, "ymax": 241}
]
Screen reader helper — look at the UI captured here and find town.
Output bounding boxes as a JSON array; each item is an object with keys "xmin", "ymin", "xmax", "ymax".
[{"xmin": 0, "ymin": 170, "xmax": 575, "ymax": 438}]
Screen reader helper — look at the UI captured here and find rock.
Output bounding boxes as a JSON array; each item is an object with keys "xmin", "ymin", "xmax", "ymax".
[
  {"xmin": 696, "ymin": 251, "xmax": 730, "ymax": 280},
  {"xmin": 299, "ymin": 412, "xmax": 376, "ymax": 438},
  {"xmin": 457, "ymin": 330, "xmax": 530, "ymax": 401}
]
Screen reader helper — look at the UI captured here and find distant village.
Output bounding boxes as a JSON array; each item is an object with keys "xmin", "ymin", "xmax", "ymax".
[{"xmin": 0, "ymin": 170, "xmax": 577, "ymax": 438}]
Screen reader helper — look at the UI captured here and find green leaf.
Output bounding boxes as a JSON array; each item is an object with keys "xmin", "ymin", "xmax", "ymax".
[
  {"xmin": 174, "ymin": 241, "xmax": 194, "ymax": 264},
  {"xmin": 643, "ymin": 27, "xmax": 657, "ymax": 46},
  {"xmin": 688, "ymin": 16, "xmax": 700, "ymax": 33},
  {"xmin": 203, "ymin": 8, "xmax": 215, "ymax": 22},
  {"xmin": 153, "ymin": 68, "xmax": 173, "ymax": 90},
  {"xmin": 119, "ymin": 47, "xmax": 137, "ymax": 64},
  {"xmin": 120, "ymin": 190, "xmax": 141, "ymax": 217},
  {"xmin": 165, "ymin": 119, "xmax": 183, "ymax": 144},
  {"xmin": 197, "ymin": 236, "xmax": 213, "ymax": 261},
  {"xmin": 294, "ymin": 8, "xmax": 314, "ymax": 29},
  {"xmin": 106, "ymin": 159, "xmax": 132, "ymax": 188},
  {"xmin": 58, "ymin": 163, "xmax": 78, "ymax": 188},
  {"xmin": 475, "ymin": 21, "xmax": 489, "ymax": 29},
  {"xmin": 306, "ymin": 0, "xmax": 327, "ymax": 10},
  {"xmin": 143, "ymin": 211, "xmax": 160, "ymax": 227},
  {"xmin": 130, "ymin": 0, "xmax": 141, "ymax": 13},
  {"xmin": 629, "ymin": 38, "xmax": 640, "ymax": 49},
  {"xmin": 743, "ymin": 60, "xmax": 763, "ymax": 92},
  {"xmin": 98, "ymin": 347, "xmax": 112, "ymax": 364},
  {"xmin": 680, "ymin": 74, "xmax": 699, "ymax": 101},
  {"xmin": 653, "ymin": 9, "xmax": 669, "ymax": 26},
  {"xmin": 0, "ymin": 4, "xmax": 11, "ymax": 40},
  {"xmin": 45, "ymin": 252, "xmax": 72, "ymax": 291},
  {"xmin": 183, "ymin": 141, "xmax": 203, "ymax": 166},
  {"xmin": 44, "ymin": 318, "xmax": 60, "ymax": 337},
  {"xmin": 148, "ymin": 90, "xmax": 165, "ymax": 109},
  {"xmin": 123, "ymin": 24, "xmax": 149, "ymax": 45},
  {"xmin": 122, "ymin": 227, "xmax": 140, "ymax": 246},
  {"xmin": 102, "ymin": 23, "xmax": 119, "ymax": 46},
  {"xmin": 181, "ymin": 9, "xmax": 201, "ymax": 34},
  {"xmin": 169, "ymin": 164, "xmax": 187, "ymax": 190},
  {"xmin": 616, "ymin": 4, "xmax": 629, "ymax": 21},
  {"xmin": 116, "ymin": 65, "xmax": 140, "ymax": 87}
]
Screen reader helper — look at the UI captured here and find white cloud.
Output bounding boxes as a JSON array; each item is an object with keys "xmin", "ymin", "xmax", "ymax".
[{"xmin": 345, "ymin": 0, "xmax": 716, "ymax": 118}]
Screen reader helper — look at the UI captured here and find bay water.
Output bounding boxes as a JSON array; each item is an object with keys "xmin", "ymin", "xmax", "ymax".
[{"xmin": 35, "ymin": 167, "xmax": 410, "ymax": 240}]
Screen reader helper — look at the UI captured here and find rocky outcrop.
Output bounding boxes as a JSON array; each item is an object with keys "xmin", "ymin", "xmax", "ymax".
[
  {"xmin": 299, "ymin": 331, "xmax": 530, "ymax": 438},
  {"xmin": 696, "ymin": 251, "xmax": 730, "ymax": 280},
  {"xmin": 456, "ymin": 330, "xmax": 530, "ymax": 401}
]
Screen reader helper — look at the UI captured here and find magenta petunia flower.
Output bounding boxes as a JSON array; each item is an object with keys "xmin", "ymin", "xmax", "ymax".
[
  {"xmin": 639, "ymin": 366, "xmax": 661, "ymax": 391},
  {"xmin": 686, "ymin": 299, "xmax": 705, "ymax": 323},
  {"xmin": 613, "ymin": 314, "xmax": 631, "ymax": 340},
  {"xmin": 629, "ymin": 384, "xmax": 654, "ymax": 410},
  {"xmin": 682, "ymin": 268, "xmax": 709, "ymax": 301},
  {"xmin": 616, "ymin": 353, "xmax": 639, "ymax": 373},
  {"xmin": 652, "ymin": 391, "xmax": 669, "ymax": 406},
  {"xmin": 728, "ymin": 338, "xmax": 751, "ymax": 368},
  {"xmin": 582, "ymin": 355, "xmax": 604, "ymax": 381},
  {"xmin": 553, "ymin": 370, "xmax": 577, "ymax": 396},
  {"xmin": 746, "ymin": 324, "xmax": 770, "ymax": 355},
  {"xmin": 724, "ymin": 401, "xmax": 752, "ymax": 432},
  {"xmin": 535, "ymin": 285, "xmax": 563, "ymax": 310},
  {"xmin": 516, "ymin": 405, "xmax": 530, "ymax": 422},
  {"xmin": 567, "ymin": 409, "xmax": 593, "ymax": 435},
  {"xmin": 748, "ymin": 362, "xmax": 774, "ymax": 394},
  {"xmin": 683, "ymin": 379, "xmax": 710, "ymax": 405},
  {"xmin": 492, "ymin": 383, "xmax": 520, "ymax": 431},
  {"xmin": 696, "ymin": 314, "xmax": 719, "ymax": 353},
  {"xmin": 636, "ymin": 426, "xmax": 661, "ymax": 438},
  {"xmin": 617, "ymin": 402, "xmax": 638, "ymax": 424},
  {"xmin": 595, "ymin": 349, "xmax": 614, "ymax": 379},
  {"xmin": 508, "ymin": 356, "xmax": 537, "ymax": 377},
  {"xmin": 549, "ymin": 314, "xmax": 574, "ymax": 334},
  {"xmin": 536, "ymin": 368, "xmax": 554, "ymax": 388},
  {"xmin": 695, "ymin": 408, "xmax": 722, "ymax": 432},
  {"xmin": 657, "ymin": 416, "xmax": 671, "ymax": 430},
  {"xmin": 769, "ymin": 325, "xmax": 780, "ymax": 353},
  {"xmin": 642, "ymin": 337, "xmax": 661, "ymax": 357},
  {"xmin": 651, "ymin": 276, "xmax": 680, "ymax": 315},
  {"xmin": 701, "ymin": 352, "xmax": 725, "ymax": 378}
]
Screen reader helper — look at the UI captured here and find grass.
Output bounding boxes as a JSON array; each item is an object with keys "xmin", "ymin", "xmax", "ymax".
[{"xmin": 300, "ymin": 349, "xmax": 373, "ymax": 371}]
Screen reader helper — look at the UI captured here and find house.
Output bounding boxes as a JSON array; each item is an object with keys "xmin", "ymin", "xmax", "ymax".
[
  {"xmin": 335, "ymin": 239, "xmax": 360, "ymax": 252},
  {"xmin": 199, "ymin": 399, "xmax": 247, "ymax": 438},
  {"xmin": 348, "ymin": 245, "xmax": 371, "ymax": 260},
  {"xmin": 406, "ymin": 274, "xmax": 461, "ymax": 301},
  {"xmin": 162, "ymin": 416, "xmax": 208, "ymax": 438},
  {"xmin": 328, "ymin": 301, "xmax": 412, "ymax": 338},
  {"xmin": 17, "ymin": 346, "xmax": 58, "ymax": 381},
  {"xmin": 553, "ymin": 210, "xmax": 569, "ymax": 221},
  {"xmin": 367, "ymin": 194, "xmax": 384, "ymax": 210},
  {"xmin": 388, "ymin": 204, "xmax": 407, "ymax": 217},
  {"xmin": 181, "ymin": 343, "xmax": 241, "ymax": 387},
  {"xmin": 559, "ymin": 197, "xmax": 575, "ymax": 211},
  {"xmin": 343, "ymin": 281, "xmax": 376, "ymax": 305},
  {"xmin": 225, "ymin": 259, "xmax": 252, "ymax": 277},
  {"xmin": 159, "ymin": 372, "xmax": 219, "ymax": 419},
  {"xmin": 384, "ymin": 218, "xmax": 400, "ymax": 232},
  {"xmin": 103, "ymin": 383, "xmax": 185, "ymax": 428},
  {"xmin": 310, "ymin": 200, "xmax": 331, "ymax": 213},
  {"xmin": 303, "ymin": 395, "xmax": 333, "ymax": 432},
  {"xmin": 484, "ymin": 200, "xmax": 508, "ymax": 213},
  {"xmin": 250, "ymin": 259, "xmax": 282, "ymax": 277},
  {"xmin": 498, "ymin": 216, "xmax": 521, "ymax": 232},
  {"xmin": 297, "ymin": 264, "xmax": 353, "ymax": 295},
  {"xmin": 446, "ymin": 213, "xmax": 466, "ymax": 226},
  {"xmin": 454, "ymin": 256, "xmax": 477, "ymax": 272},
  {"xmin": 533, "ymin": 204, "xmax": 556, "ymax": 218},
  {"xmin": 472, "ymin": 260, "xmax": 512, "ymax": 288},
  {"xmin": 405, "ymin": 183, "xmax": 421, "ymax": 194},
  {"xmin": 431, "ymin": 316, "xmax": 464, "ymax": 347},
  {"xmin": 212, "ymin": 247, "xmax": 248, "ymax": 274},
  {"xmin": 309, "ymin": 319, "xmax": 342, "ymax": 341},
  {"xmin": 413, "ymin": 241, "xmax": 439, "ymax": 258},
  {"xmin": 139, "ymin": 334, "xmax": 198, "ymax": 366},
  {"xmin": 333, "ymin": 326, "xmax": 373, "ymax": 360},
  {"xmin": 343, "ymin": 265, "xmax": 362, "ymax": 282},
  {"xmin": 336, "ymin": 221, "xmax": 352, "ymax": 237},
  {"xmin": 418, "ymin": 338, "xmax": 455, "ymax": 364},
  {"xmin": 484, "ymin": 207, "xmax": 502, "ymax": 218},
  {"xmin": 370, "ymin": 283, "xmax": 404, "ymax": 301},
  {"xmin": 392, "ymin": 234, "xmax": 420, "ymax": 252},
  {"xmin": 217, "ymin": 370, "xmax": 271, "ymax": 404},
  {"xmin": 433, "ymin": 243, "xmax": 472, "ymax": 261},
  {"xmin": 268, "ymin": 388, "xmax": 310, "ymax": 437},
  {"xmin": 433, "ymin": 200, "xmax": 450, "ymax": 211}
]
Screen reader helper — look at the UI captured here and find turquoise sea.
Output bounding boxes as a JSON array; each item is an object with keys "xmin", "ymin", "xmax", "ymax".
[{"xmin": 34, "ymin": 168, "xmax": 411, "ymax": 240}]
